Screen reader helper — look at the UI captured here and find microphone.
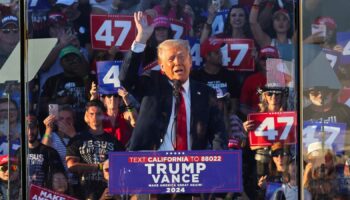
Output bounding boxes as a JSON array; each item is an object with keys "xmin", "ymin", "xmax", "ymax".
[{"xmin": 172, "ymin": 80, "xmax": 182, "ymax": 117}]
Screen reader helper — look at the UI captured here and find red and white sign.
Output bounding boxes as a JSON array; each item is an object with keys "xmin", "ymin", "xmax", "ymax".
[
  {"xmin": 169, "ymin": 18, "xmax": 188, "ymax": 39},
  {"xmin": 30, "ymin": 184, "xmax": 78, "ymax": 200},
  {"xmin": 216, "ymin": 38, "xmax": 255, "ymax": 71},
  {"xmin": 248, "ymin": 112, "xmax": 297, "ymax": 146},
  {"xmin": 91, "ymin": 14, "xmax": 136, "ymax": 51}
]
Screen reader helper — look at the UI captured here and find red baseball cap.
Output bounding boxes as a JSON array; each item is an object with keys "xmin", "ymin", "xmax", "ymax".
[
  {"xmin": 259, "ymin": 46, "xmax": 279, "ymax": 59},
  {"xmin": 152, "ymin": 16, "xmax": 170, "ymax": 29},
  {"xmin": 314, "ymin": 16, "xmax": 337, "ymax": 30},
  {"xmin": 0, "ymin": 155, "xmax": 17, "ymax": 166},
  {"xmin": 200, "ymin": 38, "xmax": 225, "ymax": 58}
]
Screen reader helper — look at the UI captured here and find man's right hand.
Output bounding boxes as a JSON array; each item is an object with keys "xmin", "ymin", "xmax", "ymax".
[{"xmin": 134, "ymin": 11, "xmax": 155, "ymax": 44}]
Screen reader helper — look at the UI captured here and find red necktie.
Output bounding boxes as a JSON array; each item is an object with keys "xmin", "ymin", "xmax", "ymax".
[{"xmin": 176, "ymin": 90, "xmax": 187, "ymax": 150}]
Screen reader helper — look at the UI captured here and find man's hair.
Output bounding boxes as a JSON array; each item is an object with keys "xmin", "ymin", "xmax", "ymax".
[
  {"xmin": 157, "ymin": 39, "xmax": 190, "ymax": 62},
  {"xmin": 85, "ymin": 100, "xmax": 106, "ymax": 112},
  {"xmin": 59, "ymin": 104, "xmax": 76, "ymax": 121}
]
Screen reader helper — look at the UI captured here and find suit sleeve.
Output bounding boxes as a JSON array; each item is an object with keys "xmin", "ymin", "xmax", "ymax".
[{"xmin": 119, "ymin": 51, "xmax": 144, "ymax": 91}]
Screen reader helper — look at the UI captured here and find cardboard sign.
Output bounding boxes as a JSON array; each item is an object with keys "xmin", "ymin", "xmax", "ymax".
[
  {"xmin": 211, "ymin": 10, "xmax": 229, "ymax": 36},
  {"xmin": 187, "ymin": 37, "xmax": 203, "ymax": 69},
  {"xmin": 91, "ymin": 14, "xmax": 136, "ymax": 51},
  {"xmin": 217, "ymin": 38, "xmax": 255, "ymax": 71},
  {"xmin": 169, "ymin": 18, "xmax": 188, "ymax": 39},
  {"xmin": 29, "ymin": 184, "xmax": 78, "ymax": 200},
  {"xmin": 337, "ymin": 32, "xmax": 350, "ymax": 64},
  {"xmin": 303, "ymin": 121, "xmax": 346, "ymax": 154},
  {"xmin": 109, "ymin": 150, "xmax": 243, "ymax": 194},
  {"xmin": 248, "ymin": 112, "xmax": 297, "ymax": 146},
  {"xmin": 322, "ymin": 48, "xmax": 340, "ymax": 69},
  {"xmin": 97, "ymin": 60, "xmax": 123, "ymax": 94}
]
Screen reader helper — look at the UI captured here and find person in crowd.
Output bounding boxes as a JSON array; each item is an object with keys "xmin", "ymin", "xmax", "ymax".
[
  {"xmin": 191, "ymin": 37, "xmax": 240, "ymax": 114},
  {"xmin": 54, "ymin": 0, "xmax": 92, "ymax": 55},
  {"xmin": 303, "ymin": 86, "xmax": 350, "ymax": 128},
  {"xmin": 41, "ymin": 105, "xmax": 80, "ymax": 195},
  {"xmin": 271, "ymin": 158, "xmax": 312, "ymax": 200},
  {"xmin": 106, "ymin": 0, "xmax": 151, "ymax": 15},
  {"xmin": 66, "ymin": 100, "xmax": 124, "ymax": 200},
  {"xmin": 38, "ymin": 10, "xmax": 90, "ymax": 96},
  {"xmin": 304, "ymin": 16, "xmax": 338, "ymax": 50},
  {"xmin": 0, "ymin": 15, "xmax": 19, "ymax": 69},
  {"xmin": 0, "ymin": 98, "xmax": 20, "ymax": 155},
  {"xmin": 89, "ymin": 84, "xmax": 137, "ymax": 147},
  {"xmin": 240, "ymin": 45, "xmax": 280, "ymax": 116},
  {"xmin": 39, "ymin": 45, "xmax": 92, "ymax": 132},
  {"xmin": 27, "ymin": 114, "xmax": 65, "ymax": 188},
  {"xmin": 150, "ymin": 0, "xmax": 193, "ymax": 33},
  {"xmin": 303, "ymin": 141, "xmax": 339, "ymax": 200},
  {"xmin": 0, "ymin": 154, "xmax": 19, "ymax": 199},
  {"xmin": 120, "ymin": 11, "xmax": 227, "ymax": 151},
  {"xmin": 250, "ymin": 0, "xmax": 294, "ymax": 48},
  {"xmin": 47, "ymin": 170, "xmax": 70, "ymax": 195},
  {"xmin": 99, "ymin": 159, "xmax": 121, "ymax": 200},
  {"xmin": 257, "ymin": 142, "xmax": 291, "ymax": 199},
  {"xmin": 200, "ymin": 4, "xmax": 252, "ymax": 43}
]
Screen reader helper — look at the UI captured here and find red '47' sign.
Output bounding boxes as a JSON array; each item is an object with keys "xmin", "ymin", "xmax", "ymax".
[
  {"xmin": 216, "ymin": 38, "xmax": 255, "ymax": 71},
  {"xmin": 91, "ymin": 14, "xmax": 136, "ymax": 51},
  {"xmin": 248, "ymin": 111, "xmax": 297, "ymax": 146}
]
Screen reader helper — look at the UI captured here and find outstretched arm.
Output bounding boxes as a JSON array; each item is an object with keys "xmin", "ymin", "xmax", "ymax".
[{"xmin": 249, "ymin": 0, "xmax": 271, "ymax": 47}]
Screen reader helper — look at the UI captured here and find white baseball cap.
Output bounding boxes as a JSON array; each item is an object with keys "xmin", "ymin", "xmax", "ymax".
[{"xmin": 307, "ymin": 141, "xmax": 332, "ymax": 156}]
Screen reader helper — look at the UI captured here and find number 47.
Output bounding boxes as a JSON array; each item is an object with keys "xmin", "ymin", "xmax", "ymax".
[
  {"xmin": 95, "ymin": 20, "xmax": 131, "ymax": 46},
  {"xmin": 254, "ymin": 117, "xmax": 294, "ymax": 141}
]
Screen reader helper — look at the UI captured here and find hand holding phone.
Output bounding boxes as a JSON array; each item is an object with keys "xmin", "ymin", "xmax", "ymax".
[
  {"xmin": 311, "ymin": 24, "xmax": 326, "ymax": 37},
  {"xmin": 48, "ymin": 104, "xmax": 59, "ymax": 117}
]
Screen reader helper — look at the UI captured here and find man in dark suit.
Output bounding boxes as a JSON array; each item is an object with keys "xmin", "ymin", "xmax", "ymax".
[{"xmin": 119, "ymin": 11, "xmax": 227, "ymax": 151}]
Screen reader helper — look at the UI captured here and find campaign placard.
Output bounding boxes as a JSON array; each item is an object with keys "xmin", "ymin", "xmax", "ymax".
[
  {"xmin": 91, "ymin": 14, "xmax": 136, "ymax": 51},
  {"xmin": 109, "ymin": 150, "xmax": 242, "ymax": 194},
  {"xmin": 336, "ymin": 32, "xmax": 350, "ymax": 64},
  {"xmin": 248, "ymin": 112, "xmax": 297, "ymax": 146},
  {"xmin": 97, "ymin": 61, "xmax": 123, "ymax": 94},
  {"xmin": 322, "ymin": 48, "xmax": 340, "ymax": 69},
  {"xmin": 29, "ymin": 184, "xmax": 78, "ymax": 200},
  {"xmin": 217, "ymin": 38, "xmax": 255, "ymax": 71},
  {"xmin": 169, "ymin": 18, "xmax": 188, "ymax": 39},
  {"xmin": 211, "ymin": 10, "xmax": 229, "ymax": 36},
  {"xmin": 187, "ymin": 37, "xmax": 203, "ymax": 69},
  {"xmin": 303, "ymin": 121, "xmax": 346, "ymax": 153}
]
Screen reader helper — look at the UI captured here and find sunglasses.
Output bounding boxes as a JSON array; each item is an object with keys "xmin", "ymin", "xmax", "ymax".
[
  {"xmin": 266, "ymin": 91, "xmax": 282, "ymax": 96},
  {"xmin": 309, "ymin": 90, "xmax": 331, "ymax": 96},
  {"xmin": 1, "ymin": 28, "xmax": 18, "ymax": 34},
  {"xmin": 0, "ymin": 165, "xmax": 18, "ymax": 172},
  {"xmin": 272, "ymin": 151, "xmax": 289, "ymax": 157}
]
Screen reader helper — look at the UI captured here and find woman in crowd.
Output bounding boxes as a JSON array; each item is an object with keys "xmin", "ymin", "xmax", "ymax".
[
  {"xmin": 201, "ymin": 4, "xmax": 252, "ymax": 42},
  {"xmin": 250, "ymin": 0, "xmax": 294, "ymax": 48}
]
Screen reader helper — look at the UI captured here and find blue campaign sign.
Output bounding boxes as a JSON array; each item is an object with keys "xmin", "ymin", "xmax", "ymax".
[
  {"xmin": 303, "ymin": 121, "xmax": 346, "ymax": 154},
  {"xmin": 336, "ymin": 32, "xmax": 350, "ymax": 64},
  {"xmin": 109, "ymin": 150, "xmax": 243, "ymax": 194},
  {"xmin": 323, "ymin": 48, "xmax": 341, "ymax": 70},
  {"xmin": 97, "ymin": 61, "xmax": 123, "ymax": 95},
  {"xmin": 211, "ymin": 10, "xmax": 229, "ymax": 36},
  {"xmin": 186, "ymin": 37, "xmax": 203, "ymax": 70}
]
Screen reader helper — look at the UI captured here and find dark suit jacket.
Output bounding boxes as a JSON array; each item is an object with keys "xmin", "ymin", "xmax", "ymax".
[{"xmin": 119, "ymin": 51, "xmax": 227, "ymax": 151}]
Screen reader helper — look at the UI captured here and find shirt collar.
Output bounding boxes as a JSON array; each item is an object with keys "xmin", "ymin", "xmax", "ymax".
[{"xmin": 168, "ymin": 79, "xmax": 190, "ymax": 94}]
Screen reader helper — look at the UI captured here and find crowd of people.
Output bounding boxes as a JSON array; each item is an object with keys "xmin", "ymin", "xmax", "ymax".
[{"xmin": 0, "ymin": 0, "xmax": 350, "ymax": 199}]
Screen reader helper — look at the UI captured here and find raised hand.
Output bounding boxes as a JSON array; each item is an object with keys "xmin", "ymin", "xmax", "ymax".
[{"xmin": 134, "ymin": 11, "xmax": 155, "ymax": 44}]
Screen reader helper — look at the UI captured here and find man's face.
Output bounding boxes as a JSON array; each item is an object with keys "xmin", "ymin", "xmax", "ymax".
[
  {"xmin": 60, "ymin": 53, "xmax": 86, "ymax": 76},
  {"xmin": 207, "ymin": 49, "xmax": 223, "ymax": 66},
  {"xmin": 0, "ymin": 23, "xmax": 19, "ymax": 55},
  {"xmin": 27, "ymin": 122, "xmax": 38, "ymax": 144},
  {"xmin": 58, "ymin": 110, "xmax": 74, "ymax": 126},
  {"xmin": 159, "ymin": 44, "xmax": 192, "ymax": 83},
  {"xmin": 85, "ymin": 106, "xmax": 103, "ymax": 131},
  {"xmin": 308, "ymin": 89, "xmax": 333, "ymax": 106}
]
